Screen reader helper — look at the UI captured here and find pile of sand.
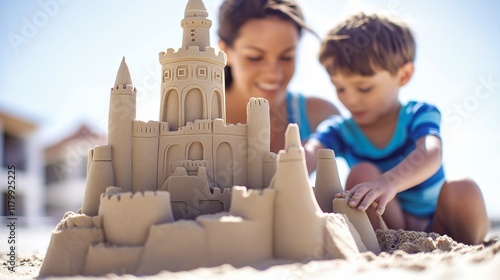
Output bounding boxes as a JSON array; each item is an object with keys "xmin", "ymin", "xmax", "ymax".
[{"xmin": 2, "ymin": 229, "xmax": 499, "ymax": 279}]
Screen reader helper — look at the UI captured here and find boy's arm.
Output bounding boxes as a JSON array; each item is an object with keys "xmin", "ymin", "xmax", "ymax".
[
  {"xmin": 304, "ymin": 138, "xmax": 325, "ymax": 174},
  {"xmin": 347, "ymin": 135, "xmax": 442, "ymax": 215}
]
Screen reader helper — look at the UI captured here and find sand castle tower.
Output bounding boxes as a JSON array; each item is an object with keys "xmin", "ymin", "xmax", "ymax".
[
  {"xmin": 108, "ymin": 58, "xmax": 136, "ymax": 193},
  {"xmin": 272, "ymin": 124, "xmax": 325, "ymax": 259},
  {"xmin": 247, "ymin": 99, "xmax": 271, "ymax": 189},
  {"xmin": 159, "ymin": 0, "xmax": 226, "ymax": 130}
]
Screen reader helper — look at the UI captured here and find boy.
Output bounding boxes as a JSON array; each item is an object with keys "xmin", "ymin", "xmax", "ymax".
[{"xmin": 305, "ymin": 13, "xmax": 489, "ymax": 245}]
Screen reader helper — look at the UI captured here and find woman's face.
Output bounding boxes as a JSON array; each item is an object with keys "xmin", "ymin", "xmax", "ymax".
[{"xmin": 221, "ymin": 17, "xmax": 299, "ymax": 106}]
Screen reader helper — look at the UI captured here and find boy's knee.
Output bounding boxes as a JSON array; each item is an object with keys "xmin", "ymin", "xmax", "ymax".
[
  {"xmin": 346, "ymin": 162, "xmax": 381, "ymax": 189},
  {"xmin": 442, "ymin": 178, "xmax": 482, "ymax": 200},
  {"xmin": 351, "ymin": 162, "xmax": 380, "ymax": 175},
  {"xmin": 439, "ymin": 178, "xmax": 486, "ymax": 215}
]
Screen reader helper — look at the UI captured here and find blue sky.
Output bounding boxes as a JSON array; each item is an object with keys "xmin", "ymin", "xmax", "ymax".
[{"xmin": 1, "ymin": 0, "xmax": 499, "ymax": 219}]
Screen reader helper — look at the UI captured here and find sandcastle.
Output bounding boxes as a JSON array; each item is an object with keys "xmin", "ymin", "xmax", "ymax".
[{"xmin": 39, "ymin": 0, "xmax": 380, "ymax": 276}]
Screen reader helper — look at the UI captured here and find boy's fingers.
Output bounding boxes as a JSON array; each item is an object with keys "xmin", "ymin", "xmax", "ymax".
[
  {"xmin": 376, "ymin": 205, "xmax": 386, "ymax": 216},
  {"xmin": 349, "ymin": 187, "xmax": 369, "ymax": 208},
  {"xmin": 357, "ymin": 194, "xmax": 375, "ymax": 211},
  {"xmin": 335, "ymin": 191, "xmax": 350, "ymax": 198},
  {"xmin": 376, "ymin": 196, "xmax": 390, "ymax": 216}
]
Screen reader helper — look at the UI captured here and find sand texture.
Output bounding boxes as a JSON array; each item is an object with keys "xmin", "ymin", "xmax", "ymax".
[{"xmin": 2, "ymin": 229, "xmax": 499, "ymax": 280}]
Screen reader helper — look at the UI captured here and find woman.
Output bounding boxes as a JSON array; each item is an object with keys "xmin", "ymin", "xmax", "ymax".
[{"xmin": 217, "ymin": 0, "xmax": 339, "ymax": 153}]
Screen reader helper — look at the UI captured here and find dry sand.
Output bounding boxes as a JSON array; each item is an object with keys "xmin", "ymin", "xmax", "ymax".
[{"xmin": 2, "ymin": 227, "xmax": 499, "ymax": 280}]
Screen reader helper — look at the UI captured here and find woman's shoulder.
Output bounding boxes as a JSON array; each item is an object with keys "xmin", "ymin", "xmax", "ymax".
[{"xmin": 305, "ymin": 95, "xmax": 340, "ymax": 130}]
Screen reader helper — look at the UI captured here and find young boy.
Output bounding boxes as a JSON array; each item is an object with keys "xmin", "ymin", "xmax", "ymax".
[{"xmin": 305, "ymin": 13, "xmax": 489, "ymax": 245}]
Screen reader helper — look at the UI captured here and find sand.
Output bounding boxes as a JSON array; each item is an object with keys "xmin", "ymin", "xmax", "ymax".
[{"xmin": 2, "ymin": 228, "xmax": 499, "ymax": 280}]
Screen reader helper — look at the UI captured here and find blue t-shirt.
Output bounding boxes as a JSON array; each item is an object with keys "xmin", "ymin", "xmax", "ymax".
[{"xmin": 311, "ymin": 101, "xmax": 445, "ymax": 217}]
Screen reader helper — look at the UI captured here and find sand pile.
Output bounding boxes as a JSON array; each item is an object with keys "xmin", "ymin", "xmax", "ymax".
[{"xmin": 2, "ymin": 229, "xmax": 499, "ymax": 280}]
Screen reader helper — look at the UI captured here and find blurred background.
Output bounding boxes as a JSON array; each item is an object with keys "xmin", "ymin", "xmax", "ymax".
[{"xmin": 0, "ymin": 0, "xmax": 499, "ymax": 234}]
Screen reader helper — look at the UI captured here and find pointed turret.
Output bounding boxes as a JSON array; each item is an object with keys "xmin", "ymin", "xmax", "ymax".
[
  {"xmin": 314, "ymin": 149, "xmax": 343, "ymax": 212},
  {"xmin": 108, "ymin": 57, "xmax": 136, "ymax": 193},
  {"xmin": 114, "ymin": 57, "xmax": 132, "ymax": 86},
  {"xmin": 284, "ymin": 123, "xmax": 301, "ymax": 149},
  {"xmin": 181, "ymin": 0, "xmax": 211, "ymax": 50},
  {"xmin": 273, "ymin": 124, "xmax": 325, "ymax": 259},
  {"xmin": 185, "ymin": 0, "xmax": 208, "ymax": 16}
]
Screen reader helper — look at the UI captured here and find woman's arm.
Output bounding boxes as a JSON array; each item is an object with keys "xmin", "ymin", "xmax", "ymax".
[
  {"xmin": 306, "ymin": 97, "xmax": 340, "ymax": 130},
  {"xmin": 304, "ymin": 138, "xmax": 325, "ymax": 174}
]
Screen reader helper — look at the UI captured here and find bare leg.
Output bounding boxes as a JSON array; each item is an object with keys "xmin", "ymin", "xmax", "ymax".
[
  {"xmin": 431, "ymin": 178, "xmax": 490, "ymax": 245},
  {"xmin": 346, "ymin": 162, "xmax": 405, "ymax": 230}
]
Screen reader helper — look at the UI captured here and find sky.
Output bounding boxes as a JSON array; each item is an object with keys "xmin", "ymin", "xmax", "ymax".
[{"xmin": 1, "ymin": 0, "xmax": 499, "ymax": 219}]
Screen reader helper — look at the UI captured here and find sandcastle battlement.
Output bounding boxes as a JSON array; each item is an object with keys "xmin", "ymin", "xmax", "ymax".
[
  {"xmin": 89, "ymin": 144, "xmax": 112, "ymax": 161},
  {"xmin": 133, "ymin": 121, "xmax": 160, "ymax": 137},
  {"xmin": 247, "ymin": 97, "xmax": 270, "ymax": 111},
  {"xmin": 229, "ymin": 187, "xmax": 275, "ymax": 220},
  {"xmin": 173, "ymin": 159, "xmax": 207, "ymax": 171},
  {"xmin": 213, "ymin": 118, "xmax": 246, "ymax": 135},
  {"xmin": 100, "ymin": 190, "xmax": 169, "ymax": 202},
  {"xmin": 180, "ymin": 16, "xmax": 211, "ymax": 28},
  {"xmin": 111, "ymin": 84, "xmax": 137, "ymax": 93},
  {"xmin": 179, "ymin": 119, "xmax": 213, "ymax": 133},
  {"xmin": 209, "ymin": 186, "xmax": 232, "ymax": 196},
  {"xmin": 263, "ymin": 151, "xmax": 278, "ymax": 162},
  {"xmin": 160, "ymin": 46, "xmax": 226, "ymax": 66},
  {"xmin": 277, "ymin": 146, "xmax": 304, "ymax": 162}
]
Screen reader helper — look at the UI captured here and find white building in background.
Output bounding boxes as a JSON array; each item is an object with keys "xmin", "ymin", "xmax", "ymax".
[{"xmin": 0, "ymin": 109, "xmax": 44, "ymax": 226}]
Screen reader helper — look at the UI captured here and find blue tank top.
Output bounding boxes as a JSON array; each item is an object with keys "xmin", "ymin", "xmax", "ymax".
[{"xmin": 286, "ymin": 92, "xmax": 311, "ymax": 141}]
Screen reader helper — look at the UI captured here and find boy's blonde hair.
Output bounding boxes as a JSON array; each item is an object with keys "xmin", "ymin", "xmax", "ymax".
[{"xmin": 319, "ymin": 13, "xmax": 415, "ymax": 76}]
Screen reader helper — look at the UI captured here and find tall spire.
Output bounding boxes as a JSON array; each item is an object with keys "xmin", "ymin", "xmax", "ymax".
[
  {"xmin": 185, "ymin": 0, "xmax": 208, "ymax": 17},
  {"xmin": 284, "ymin": 123, "xmax": 301, "ymax": 151},
  {"xmin": 114, "ymin": 57, "xmax": 132, "ymax": 87},
  {"xmin": 181, "ymin": 0, "xmax": 211, "ymax": 50}
]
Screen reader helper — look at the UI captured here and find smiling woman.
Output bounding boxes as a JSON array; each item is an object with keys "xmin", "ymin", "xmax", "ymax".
[{"xmin": 216, "ymin": 0, "xmax": 339, "ymax": 153}]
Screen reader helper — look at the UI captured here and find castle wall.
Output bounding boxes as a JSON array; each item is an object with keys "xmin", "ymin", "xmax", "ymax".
[
  {"xmin": 157, "ymin": 119, "xmax": 249, "ymax": 191},
  {"xmin": 98, "ymin": 191, "xmax": 174, "ymax": 246},
  {"xmin": 213, "ymin": 119, "xmax": 248, "ymax": 187},
  {"xmin": 83, "ymin": 244, "xmax": 143, "ymax": 276},
  {"xmin": 39, "ymin": 213, "xmax": 104, "ymax": 277},
  {"xmin": 137, "ymin": 220, "xmax": 209, "ymax": 274},
  {"xmin": 132, "ymin": 121, "xmax": 160, "ymax": 192},
  {"xmin": 263, "ymin": 152, "xmax": 277, "ymax": 187},
  {"xmin": 157, "ymin": 120, "xmax": 214, "ymax": 188},
  {"xmin": 226, "ymin": 187, "xmax": 275, "ymax": 264}
]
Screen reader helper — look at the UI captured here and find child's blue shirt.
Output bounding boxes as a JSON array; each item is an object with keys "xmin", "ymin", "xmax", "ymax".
[{"xmin": 311, "ymin": 101, "xmax": 445, "ymax": 217}]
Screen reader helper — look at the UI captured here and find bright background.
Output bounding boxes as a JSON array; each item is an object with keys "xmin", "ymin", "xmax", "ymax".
[{"xmin": 1, "ymin": 0, "xmax": 499, "ymax": 219}]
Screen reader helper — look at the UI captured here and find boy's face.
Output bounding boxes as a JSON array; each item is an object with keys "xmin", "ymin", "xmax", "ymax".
[{"xmin": 330, "ymin": 69, "xmax": 404, "ymax": 127}]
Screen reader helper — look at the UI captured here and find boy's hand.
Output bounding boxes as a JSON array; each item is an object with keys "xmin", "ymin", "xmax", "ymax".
[{"xmin": 344, "ymin": 177, "xmax": 397, "ymax": 216}]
